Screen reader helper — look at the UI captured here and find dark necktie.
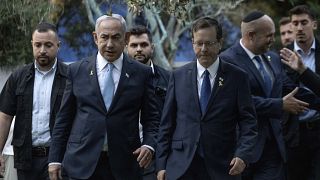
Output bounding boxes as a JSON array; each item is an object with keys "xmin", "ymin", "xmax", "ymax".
[
  {"xmin": 254, "ymin": 56, "xmax": 272, "ymax": 96},
  {"xmin": 200, "ymin": 70, "xmax": 211, "ymax": 114},
  {"xmin": 102, "ymin": 63, "xmax": 114, "ymax": 110}
]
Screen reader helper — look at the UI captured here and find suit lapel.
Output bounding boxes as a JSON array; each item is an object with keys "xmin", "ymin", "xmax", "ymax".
[
  {"xmin": 235, "ymin": 43, "xmax": 267, "ymax": 95},
  {"xmin": 108, "ymin": 55, "xmax": 133, "ymax": 112},
  {"xmin": 190, "ymin": 62, "xmax": 202, "ymax": 115},
  {"xmin": 201, "ymin": 60, "xmax": 224, "ymax": 119},
  {"xmin": 87, "ymin": 56, "xmax": 108, "ymax": 112},
  {"xmin": 50, "ymin": 62, "xmax": 63, "ymax": 114},
  {"xmin": 153, "ymin": 65, "xmax": 160, "ymax": 87}
]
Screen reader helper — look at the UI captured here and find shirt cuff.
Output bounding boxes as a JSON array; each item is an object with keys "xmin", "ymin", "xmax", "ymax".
[
  {"xmin": 142, "ymin": 145, "xmax": 154, "ymax": 152},
  {"xmin": 48, "ymin": 162, "xmax": 62, "ymax": 166}
]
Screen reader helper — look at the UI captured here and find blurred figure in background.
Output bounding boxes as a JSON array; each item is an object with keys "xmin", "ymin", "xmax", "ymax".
[
  {"xmin": 279, "ymin": 16, "xmax": 295, "ymax": 47},
  {"xmin": 126, "ymin": 25, "xmax": 170, "ymax": 180}
]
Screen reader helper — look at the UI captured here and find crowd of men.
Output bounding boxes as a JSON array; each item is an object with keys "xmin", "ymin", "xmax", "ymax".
[{"xmin": 0, "ymin": 4, "xmax": 319, "ymax": 180}]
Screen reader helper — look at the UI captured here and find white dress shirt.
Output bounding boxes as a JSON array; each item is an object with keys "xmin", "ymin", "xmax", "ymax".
[
  {"xmin": 197, "ymin": 58, "xmax": 220, "ymax": 98},
  {"xmin": 32, "ymin": 59, "xmax": 57, "ymax": 146},
  {"xmin": 240, "ymin": 39, "xmax": 274, "ymax": 83}
]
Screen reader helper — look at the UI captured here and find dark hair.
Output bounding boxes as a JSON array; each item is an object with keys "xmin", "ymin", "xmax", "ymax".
[
  {"xmin": 279, "ymin": 17, "xmax": 291, "ymax": 26},
  {"xmin": 126, "ymin": 25, "xmax": 152, "ymax": 43},
  {"xmin": 191, "ymin": 17, "xmax": 222, "ymax": 40},
  {"xmin": 290, "ymin": 5, "xmax": 316, "ymax": 20},
  {"xmin": 33, "ymin": 22, "xmax": 58, "ymax": 35}
]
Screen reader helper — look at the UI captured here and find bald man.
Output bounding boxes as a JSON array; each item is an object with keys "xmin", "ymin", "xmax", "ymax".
[{"xmin": 220, "ymin": 11, "xmax": 316, "ymax": 180}]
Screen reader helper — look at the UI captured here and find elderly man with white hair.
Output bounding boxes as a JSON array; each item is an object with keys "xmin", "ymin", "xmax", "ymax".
[{"xmin": 48, "ymin": 14, "xmax": 159, "ymax": 180}]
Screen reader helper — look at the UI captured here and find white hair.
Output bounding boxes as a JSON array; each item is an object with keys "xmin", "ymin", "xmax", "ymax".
[{"xmin": 95, "ymin": 14, "xmax": 127, "ymax": 32}]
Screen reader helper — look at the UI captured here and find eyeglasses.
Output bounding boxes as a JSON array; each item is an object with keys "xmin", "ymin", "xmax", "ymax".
[{"xmin": 192, "ymin": 41, "xmax": 218, "ymax": 48}]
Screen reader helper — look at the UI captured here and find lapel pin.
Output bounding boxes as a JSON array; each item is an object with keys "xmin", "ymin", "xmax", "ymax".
[
  {"xmin": 267, "ymin": 56, "xmax": 272, "ymax": 62},
  {"xmin": 126, "ymin": 73, "xmax": 130, "ymax": 78},
  {"xmin": 90, "ymin": 70, "xmax": 94, "ymax": 76},
  {"xmin": 218, "ymin": 77, "xmax": 224, "ymax": 87}
]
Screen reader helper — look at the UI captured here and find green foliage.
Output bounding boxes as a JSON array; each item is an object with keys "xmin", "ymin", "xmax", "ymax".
[
  {"xmin": 0, "ymin": 0, "xmax": 51, "ymax": 66},
  {"xmin": 58, "ymin": 0, "xmax": 95, "ymax": 59}
]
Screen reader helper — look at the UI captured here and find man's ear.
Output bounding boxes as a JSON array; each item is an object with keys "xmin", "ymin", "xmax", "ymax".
[
  {"xmin": 125, "ymin": 32, "xmax": 130, "ymax": 45},
  {"xmin": 92, "ymin": 32, "xmax": 98, "ymax": 45},
  {"xmin": 313, "ymin": 21, "xmax": 317, "ymax": 30},
  {"xmin": 151, "ymin": 43, "xmax": 155, "ymax": 53},
  {"xmin": 218, "ymin": 37, "xmax": 224, "ymax": 50},
  {"xmin": 248, "ymin": 31, "xmax": 255, "ymax": 41}
]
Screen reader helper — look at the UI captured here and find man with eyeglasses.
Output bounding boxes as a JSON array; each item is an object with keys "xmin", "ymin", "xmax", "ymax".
[{"xmin": 156, "ymin": 16, "xmax": 258, "ymax": 180}]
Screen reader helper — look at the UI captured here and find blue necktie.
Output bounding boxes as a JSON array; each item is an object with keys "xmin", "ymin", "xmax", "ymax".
[
  {"xmin": 102, "ymin": 63, "xmax": 114, "ymax": 110},
  {"xmin": 254, "ymin": 56, "xmax": 272, "ymax": 96},
  {"xmin": 200, "ymin": 70, "xmax": 211, "ymax": 114}
]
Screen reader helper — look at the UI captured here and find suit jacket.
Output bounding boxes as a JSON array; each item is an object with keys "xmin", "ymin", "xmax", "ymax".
[
  {"xmin": 220, "ymin": 42, "xmax": 297, "ymax": 162},
  {"xmin": 156, "ymin": 59, "xmax": 257, "ymax": 180},
  {"xmin": 0, "ymin": 61, "xmax": 67, "ymax": 170},
  {"xmin": 48, "ymin": 54, "xmax": 159, "ymax": 179},
  {"xmin": 282, "ymin": 40, "xmax": 320, "ymax": 147},
  {"xmin": 299, "ymin": 68, "xmax": 320, "ymax": 97},
  {"xmin": 153, "ymin": 64, "xmax": 170, "ymax": 112}
]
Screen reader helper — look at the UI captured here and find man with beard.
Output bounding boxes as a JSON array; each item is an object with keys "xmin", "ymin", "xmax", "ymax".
[
  {"xmin": 282, "ymin": 5, "xmax": 320, "ymax": 180},
  {"xmin": 0, "ymin": 22, "xmax": 67, "ymax": 180},
  {"xmin": 220, "ymin": 11, "xmax": 314, "ymax": 180},
  {"xmin": 279, "ymin": 17, "xmax": 295, "ymax": 47},
  {"xmin": 126, "ymin": 25, "xmax": 170, "ymax": 180}
]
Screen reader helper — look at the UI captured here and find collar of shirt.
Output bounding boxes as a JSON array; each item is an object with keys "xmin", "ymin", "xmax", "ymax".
[
  {"xmin": 150, "ymin": 60, "xmax": 155, "ymax": 74},
  {"xmin": 294, "ymin": 39, "xmax": 315, "ymax": 55},
  {"xmin": 34, "ymin": 58, "xmax": 57, "ymax": 75},
  {"xmin": 240, "ymin": 39, "xmax": 259, "ymax": 60},
  {"xmin": 96, "ymin": 51, "xmax": 123, "ymax": 73},
  {"xmin": 196, "ymin": 57, "xmax": 220, "ymax": 80}
]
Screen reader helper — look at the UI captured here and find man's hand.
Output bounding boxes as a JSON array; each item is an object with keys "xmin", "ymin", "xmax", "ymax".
[
  {"xmin": 48, "ymin": 164, "xmax": 62, "ymax": 180},
  {"xmin": 280, "ymin": 48, "xmax": 307, "ymax": 74},
  {"xmin": 157, "ymin": 170, "xmax": 166, "ymax": 180},
  {"xmin": 229, "ymin": 157, "xmax": 246, "ymax": 176},
  {"xmin": 133, "ymin": 146, "xmax": 153, "ymax": 168},
  {"xmin": 0, "ymin": 155, "xmax": 5, "ymax": 176},
  {"xmin": 283, "ymin": 87, "xmax": 309, "ymax": 114}
]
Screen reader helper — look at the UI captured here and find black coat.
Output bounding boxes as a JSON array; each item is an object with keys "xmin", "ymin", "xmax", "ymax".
[{"xmin": 0, "ymin": 61, "xmax": 68, "ymax": 170}]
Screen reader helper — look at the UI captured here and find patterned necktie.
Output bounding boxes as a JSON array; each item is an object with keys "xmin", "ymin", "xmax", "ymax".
[
  {"xmin": 102, "ymin": 63, "xmax": 114, "ymax": 110},
  {"xmin": 254, "ymin": 56, "xmax": 272, "ymax": 96},
  {"xmin": 200, "ymin": 70, "xmax": 211, "ymax": 114}
]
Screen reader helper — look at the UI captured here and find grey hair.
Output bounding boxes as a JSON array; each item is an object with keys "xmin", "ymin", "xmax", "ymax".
[{"xmin": 95, "ymin": 14, "xmax": 127, "ymax": 32}]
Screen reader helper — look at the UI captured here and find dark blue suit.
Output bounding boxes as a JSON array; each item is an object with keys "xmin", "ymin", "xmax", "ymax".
[
  {"xmin": 156, "ymin": 60, "xmax": 257, "ymax": 180},
  {"xmin": 283, "ymin": 40, "xmax": 320, "ymax": 180},
  {"xmin": 220, "ymin": 42, "xmax": 299, "ymax": 179},
  {"xmin": 48, "ymin": 54, "xmax": 159, "ymax": 179}
]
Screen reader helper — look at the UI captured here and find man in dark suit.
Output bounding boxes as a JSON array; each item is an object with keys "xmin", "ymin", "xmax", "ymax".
[
  {"xmin": 220, "ymin": 11, "xmax": 312, "ymax": 180},
  {"xmin": 48, "ymin": 14, "xmax": 159, "ymax": 180},
  {"xmin": 280, "ymin": 5, "xmax": 320, "ymax": 180},
  {"xmin": 0, "ymin": 22, "xmax": 67, "ymax": 180},
  {"xmin": 156, "ymin": 17, "xmax": 258, "ymax": 180},
  {"xmin": 281, "ymin": 47, "xmax": 320, "ymax": 97},
  {"xmin": 126, "ymin": 25, "xmax": 170, "ymax": 180}
]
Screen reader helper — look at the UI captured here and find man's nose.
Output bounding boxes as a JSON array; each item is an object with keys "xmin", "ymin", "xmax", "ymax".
[
  {"xmin": 40, "ymin": 45, "xmax": 46, "ymax": 54},
  {"xmin": 107, "ymin": 40, "xmax": 114, "ymax": 47},
  {"xmin": 297, "ymin": 23, "xmax": 303, "ymax": 30},
  {"xmin": 137, "ymin": 45, "xmax": 142, "ymax": 51}
]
